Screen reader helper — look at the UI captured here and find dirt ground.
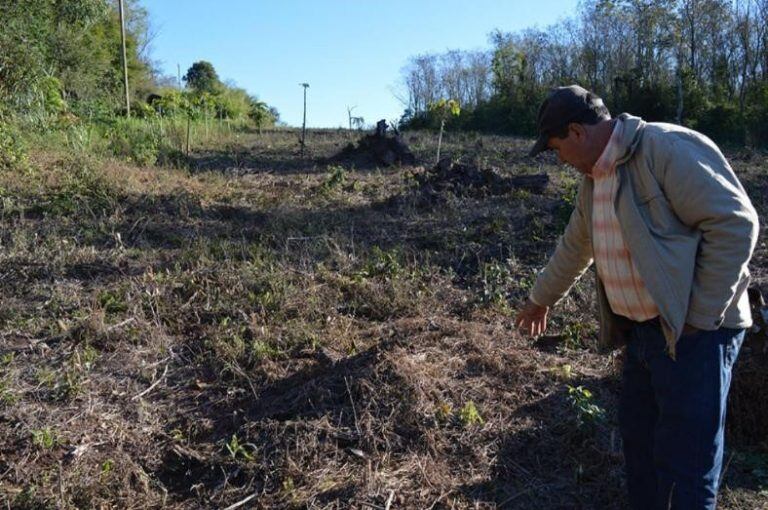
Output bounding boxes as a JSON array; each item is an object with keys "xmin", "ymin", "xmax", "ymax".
[{"xmin": 0, "ymin": 127, "xmax": 766, "ymax": 509}]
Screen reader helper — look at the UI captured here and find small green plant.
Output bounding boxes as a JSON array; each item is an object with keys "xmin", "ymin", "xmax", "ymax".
[
  {"xmin": 56, "ymin": 368, "xmax": 83, "ymax": 401},
  {"xmin": 31, "ymin": 428, "xmax": 58, "ymax": 450},
  {"xmin": 567, "ymin": 385, "xmax": 605, "ymax": 429},
  {"xmin": 281, "ymin": 476, "xmax": 296, "ymax": 494},
  {"xmin": 355, "ymin": 246, "xmax": 403, "ymax": 279},
  {"xmin": 527, "ymin": 216, "xmax": 546, "ymax": 242},
  {"xmin": 555, "ymin": 180, "xmax": 579, "ymax": 229},
  {"xmin": 0, "ymin": 379, "xmax": 18, "ymax": 406},
  {"xmin": 225, "ymin": 433, "xmax": 255, "ymax": 461},
  {"xmin": 561, "ymin": 322, "xmax": 594, "ymax": 350},
  {"xmin": 458, "ymin": 400, "xmax": 484, "ymax": 427},
  {"xmin": 1, "ymin": 352, "xmax": 15, "ymax": 366},
  {"xmin": 321, "ymin": 165, "xmax": 347, "ymax": 193},
  {"xmin": 35, "ymin": 368, "xmax": 56, "ymax": 388},
  {"xmin": 98, "ymin": 289, "xmax": 128, "ymax": 315},
  {"xmin": 100, "ymin": 459, "xmax": 114, "ymax": 482},
  {"xmin": 555, "ymin": 364, "xmax": 573, "ymax": 380},
  {"xmin": 428, "ymin": 98, "xmax": 461, "ymax": 163},
  {"xmin": 481, "ymin": 261, "xmax": 512, "ymax": 305},
  {"xmin": 80, "ymin": 344, "xmax": 99, "ymax": 371},
  {"xmin": 249, "ymin": 339, "xmax": 281, "ymax": 360}
]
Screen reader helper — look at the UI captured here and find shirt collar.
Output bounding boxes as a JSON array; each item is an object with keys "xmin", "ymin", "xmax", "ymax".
[{"xmin": 592, "ymin": 119, "xmax": 624, "ymax": 179}]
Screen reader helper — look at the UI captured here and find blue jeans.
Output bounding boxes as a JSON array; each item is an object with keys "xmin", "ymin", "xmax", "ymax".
[{"xmin": 618, "ymin": 319, "xmax": 744, "ymax": 510}]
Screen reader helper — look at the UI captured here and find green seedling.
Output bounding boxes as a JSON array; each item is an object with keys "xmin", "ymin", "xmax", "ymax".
[
  {"xmin": 31, "ymin": 428, "xmax": 57, "ymax": 450},
  {"xmin": 225, "ymin": 434, "xmax": 255, "ymax": 461},
  {"xmin": 458, "ymin": 400, "xmax": 484, "ymax": 427},
  {"xmin": 567, "ymin": 385, "xmax": 605, "ymax": 429}
]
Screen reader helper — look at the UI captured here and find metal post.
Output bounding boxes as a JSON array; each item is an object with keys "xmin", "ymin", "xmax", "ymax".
[{"xmin": 118, "ymin": 0, "xmax": 131, "ymax": 117}]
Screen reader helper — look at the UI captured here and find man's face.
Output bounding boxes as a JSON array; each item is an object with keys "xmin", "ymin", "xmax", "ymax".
[{"xmin": 547, "ymin": 124, "xmax": 594, "ymax": 177}]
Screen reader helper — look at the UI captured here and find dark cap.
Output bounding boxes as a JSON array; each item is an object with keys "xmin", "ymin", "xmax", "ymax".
[{"xmin": 528, "ymin": 85, "xmax": 607, "ymax": 157}]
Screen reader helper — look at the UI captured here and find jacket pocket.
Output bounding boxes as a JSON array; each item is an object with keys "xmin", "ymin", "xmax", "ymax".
[
  {"xmin": 635, "ymin": 191, "xmax": 663, "ymax": 205},
  {"xmin": 636, "ymin": 193, "xmax": 693, "ymax": 237}
]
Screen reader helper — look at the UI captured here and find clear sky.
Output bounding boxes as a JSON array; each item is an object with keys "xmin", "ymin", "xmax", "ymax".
[{"xmin": 142, "ymin": 0, "xmax": 578, "ymax": 128}]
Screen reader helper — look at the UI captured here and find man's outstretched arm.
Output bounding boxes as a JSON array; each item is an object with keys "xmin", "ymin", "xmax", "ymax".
[{"xmin": 516, "ymin": 179, "xmax": 594, "ymax": 335}]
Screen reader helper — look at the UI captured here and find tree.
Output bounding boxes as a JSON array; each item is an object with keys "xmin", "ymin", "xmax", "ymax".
[
  {"xmin": 429, "ymin": 98, "xmax": 461, "ymax": 163},
  {"xmin": 0, "ymin": 0, "xmax": 154, "ymax": 114},
  {"xmin": 183, "ymin": 61, "xmax": 221, "ymax": 94},
  {"xmin": 249, "ymin": 98, "xmax": 275, "ymax": 133}
]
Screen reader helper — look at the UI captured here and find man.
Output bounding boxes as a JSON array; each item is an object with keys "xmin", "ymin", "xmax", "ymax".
[{"xmin": 515, "ymin": 85, "xmax": 759, "ymax": 509}]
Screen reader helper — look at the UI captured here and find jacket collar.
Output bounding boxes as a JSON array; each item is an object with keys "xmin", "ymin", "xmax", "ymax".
[{"xmin": 613, "ymin": 113, "xmax": 645, "ymax": 165}]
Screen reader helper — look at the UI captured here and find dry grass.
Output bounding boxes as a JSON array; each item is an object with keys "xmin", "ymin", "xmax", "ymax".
[{"xmin": 0, "ymin": 128, "xmax": 765, "ymax": 509}]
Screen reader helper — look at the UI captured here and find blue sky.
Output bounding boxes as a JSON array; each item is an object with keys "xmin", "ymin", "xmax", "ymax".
[{"xmin": 142, "ymin": 0, "xmax": 578, "ymax": 128}]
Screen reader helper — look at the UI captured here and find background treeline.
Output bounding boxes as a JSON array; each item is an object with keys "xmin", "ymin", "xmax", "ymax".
[
  {"xmin": 399, "ymin": 0, "xmax": 768, "ymax": 147},
  {"xmin": 0, "ymin": 0, "xmax": 277, "ymax": 168}
]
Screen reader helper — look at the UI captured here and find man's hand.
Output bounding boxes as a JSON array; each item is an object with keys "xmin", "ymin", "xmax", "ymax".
[{"xmin": 514, "ymin": 299, "xmax": 550, "ymax": 337}]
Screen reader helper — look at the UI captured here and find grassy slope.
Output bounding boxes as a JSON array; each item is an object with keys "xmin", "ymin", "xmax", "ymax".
[{"xmin": 0, "ymin": 128, "xmax": 766, "ymax": 509}]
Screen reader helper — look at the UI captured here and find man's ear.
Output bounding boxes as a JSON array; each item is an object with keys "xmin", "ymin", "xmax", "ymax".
[{"xmin": 568, "ymin": 122, "xmax": 587, "ymax": 141}]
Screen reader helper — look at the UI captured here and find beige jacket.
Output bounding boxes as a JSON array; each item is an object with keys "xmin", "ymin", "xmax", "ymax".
[{"xmin": 529, "ymin": 114, "xmax": 760, "ymax": 358}]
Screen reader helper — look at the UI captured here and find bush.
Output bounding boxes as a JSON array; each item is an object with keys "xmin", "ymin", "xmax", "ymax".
[
  {"xmin": 107, "ymin": 118, "xmax": 164, "ymax": 166},
  {"xmin": 745, "ymin": 84, "xmax": 768, "ymax": 147},
  {"xmin": 44, "ymin": 155, "xmax": 118, "ymax": 215},
  {"xmin": 696, "ymin": 103, "xmax": 745, "ymax": 146},
  {"xmin": 0, "ymin": 121, "xmax": 30, "ymax": 172}
]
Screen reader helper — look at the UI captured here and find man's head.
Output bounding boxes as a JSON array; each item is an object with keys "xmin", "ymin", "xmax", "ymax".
[{"xmin": 529, "ymin": 85, "xmax": 612, "ymax": 176}]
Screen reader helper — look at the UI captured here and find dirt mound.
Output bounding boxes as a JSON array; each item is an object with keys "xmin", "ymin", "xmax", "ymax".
[
  {"xmin": 331, "ymin": 120, "xmax": 416, "ymax": 167},
  {"xmin": 411, "ymin": 158, "xmax": 549, "ymax": 203}
]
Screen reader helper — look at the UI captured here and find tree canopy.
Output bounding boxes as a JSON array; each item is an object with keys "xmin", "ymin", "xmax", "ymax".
[
  {"xmin": 183, "ymin": 61, "xmax": 222, "ymax": 95},
  {"xmin": 399, "ymin": 0, "xmax": 768, "ymax": 146}
]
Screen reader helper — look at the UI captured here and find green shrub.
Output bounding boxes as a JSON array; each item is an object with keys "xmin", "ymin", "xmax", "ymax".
[
  {"xmin": 107, "ymin": 119, "xmax": 164, "ymax": 166},
  {"xmin": 321, "ymin": 165, "xmax": 347, "ymax": 192},
  {"xmin": 0, "ymin": 121, "xmax": 30, "ymax": 172},
  {"xmin": 696, "ymin": 103, "xmax": 745, "ymax": 146},
  {"xmin": 44, "ymin": 155, "xmax": 117, "ymax": 215}
]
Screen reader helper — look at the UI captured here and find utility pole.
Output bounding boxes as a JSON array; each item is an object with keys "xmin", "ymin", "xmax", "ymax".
[
  {"xmin": 299, "ymin": 83, "xmax": 309, "ymax": 155},
  {"xmin": 118, "ymin": 0, "xmax": 131, "ymax": 117},
  {"xmin": 177, "ymin": 63, "xmax": 182, "ymax": 89}
]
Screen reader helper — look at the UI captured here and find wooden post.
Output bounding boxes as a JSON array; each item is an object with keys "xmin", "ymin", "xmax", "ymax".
[
  {"xmin": 118, "ymin": 0, "xmax": 131, "ymax": 117},
  {"xmin": 299, "ymin": 83, "xmax": 309, "ymax": 155},
  {"xmin": 186, "ymin": 116, "xmax": 191, "ymax": 156}
]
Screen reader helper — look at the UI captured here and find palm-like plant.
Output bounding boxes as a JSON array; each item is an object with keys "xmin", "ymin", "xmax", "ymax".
[
  {"xmin": 429, "ymin": 99, "xmax": 461, "ymax": 163},
  {"xmin": 249, "ymin": 99, "xmax": 271, "ymax": 133}
]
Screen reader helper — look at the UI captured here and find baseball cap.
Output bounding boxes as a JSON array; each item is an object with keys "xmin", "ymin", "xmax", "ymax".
[{"xmin": 528, "ymin": 85, "xmax": 607, "ymax": 157}]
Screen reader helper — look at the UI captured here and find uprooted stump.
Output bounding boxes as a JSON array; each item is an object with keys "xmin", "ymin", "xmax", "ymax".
[
  {"xmin": 414, "ymin": 158, "xmax": 550, "ymax": 200},
  {"xmin": 331, "ymin": 119, "xmax": 416, "ymax": 167}
]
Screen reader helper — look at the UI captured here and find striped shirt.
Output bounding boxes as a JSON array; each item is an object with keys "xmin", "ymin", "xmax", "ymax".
[{"xmin": 592, "ymin": 120, "xmax": 659, "ymax": 321}]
